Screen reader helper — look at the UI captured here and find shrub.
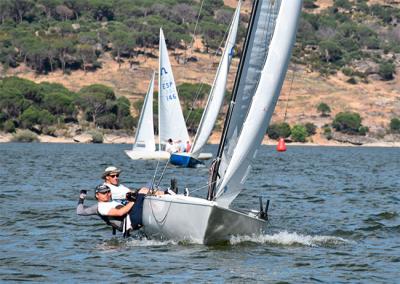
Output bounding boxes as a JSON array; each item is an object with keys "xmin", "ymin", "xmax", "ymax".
[
  {"xmin": 3, "ymin": 120, "xmax": 16, "ymax": 133},
  {"xmin": 120, "ymin": 115, "xmax": 136, "ymax": 130},
  {"xmin": 291, "ymin": 124, "xmax": 308, "ymax": 142},
  {"xmin": 317, "ymin": 102, "xmax": 331, "ymax": 117},
  {"xmin": 88, "ymin": 130, "xmax": 103, "ymax": 143},
  {"xmin": 332, "ymin": 111, "xmax": 362, "ymax": 134},
  {"xmin": 342, "ymin": 67, "xmax": 353, "ymax": 76},
  {"xmin": 346, "ymin": 77, "xmax": 357, "ymax": 84},
  {"xmin": 96, "ymin": 113, "xmax": 117, "ymax": 129},
  {"xmin": 390, "ymin": 118, "xmax": 400, "ymax": 133},
  {"xmin": 12, "ymin": 129, "xmax": 39, "ymax": 142},
  {"xmin": 358, "ymin": 126, "xmax": 369, "ymax": 136},
  {"xmin": 304, "ymin": 122, "xmax": 317, "ymax": 136},
  {"xmin": 267, "ymin": 122, "xmax": 291, "ymax": 140},
  {"xmin": 378, "ymin": 62, "xmax": 396, "ymax": 81},
  {"xmin": 323, "ymin": 125, "xmax": 332, "ymax": 140}
]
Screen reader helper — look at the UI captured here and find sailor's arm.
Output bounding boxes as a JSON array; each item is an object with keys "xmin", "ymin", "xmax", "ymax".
[
  {"xmin": 106, "ymin": 201, "xmax": 135, "ymax": 217},
  {"xmin": 76, "ymin": 190, "xmax": 98, "ymax": 216},
  {"xmin": 77, "ymin": 203, "xmax": 98, "ymax": 216}
]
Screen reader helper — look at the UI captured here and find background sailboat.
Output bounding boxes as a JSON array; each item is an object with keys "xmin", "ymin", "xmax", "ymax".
[
  {"xmin": 142, "ymin": 0, "xmax": 303, "ymax": 244},
  {"xmin": 125, "ymin": 29, "xmax": 195, "ymax": 160},
  {"xmin": 170, "ymin": 1, "xmax": 241, "ymax": 168},
  {"xmin": 125, "ymin": 72, "xmax": 171, "ymax": 160}
]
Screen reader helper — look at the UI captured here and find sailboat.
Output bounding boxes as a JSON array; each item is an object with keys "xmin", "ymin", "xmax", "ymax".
[
  {"xmin": 170, "ymin": 1, "xmax": 241, "ymax": 168},
  {"xmin": 125, "ymin": 72, "xmax": 171, "ymax": 160},
  {"xmin": 126, "ymin": 29, "xmax": 206, "ymax": 160},
  {"xmin": 142, "ymin": 0, "xmax": 302, "ymax": 244}
]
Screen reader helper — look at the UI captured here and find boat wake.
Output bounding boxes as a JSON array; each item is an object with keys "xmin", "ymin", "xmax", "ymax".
[{"xmin": 230, "ymin": 231, "xmax": 352, "ymax": 247}]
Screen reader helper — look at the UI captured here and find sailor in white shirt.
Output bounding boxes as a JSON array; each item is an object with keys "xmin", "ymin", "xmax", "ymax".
[{"xmin": 102, "ymin": 166, "xmax": 133, "ymax": 204}]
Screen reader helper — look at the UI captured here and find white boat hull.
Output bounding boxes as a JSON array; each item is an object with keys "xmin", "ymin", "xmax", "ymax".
[
  {"xmin": 196, "ymin": 152, "xmax": 213, "ymax": 160},
  {"xmin": 125, "ymin": 150, "xmax": 212, "ymax": 161},
  {"xmin": 142, "ymin": 195, "xmax": 266, "ymax": 244},
  {"xmin": 124, "ymin": 150, "xmax": 170, "ymax": 160}
]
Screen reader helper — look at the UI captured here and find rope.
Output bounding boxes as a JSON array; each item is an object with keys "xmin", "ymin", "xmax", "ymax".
[
  {"xmin": 184, "ymin": 15, "xmax": 235, "ymax": 129},
  {"xmin": 187, "ymin": 0, "xmax": 205, "ymax": 57}
]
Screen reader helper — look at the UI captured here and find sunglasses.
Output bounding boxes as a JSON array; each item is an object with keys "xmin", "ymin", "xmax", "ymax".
[
  {"xmin": 98, "ymin": 190, "xmax": 111, "ymax": 194},
  {"xmin": 108, "ymin": 174, "xmax": 119, "ymax": 178}
]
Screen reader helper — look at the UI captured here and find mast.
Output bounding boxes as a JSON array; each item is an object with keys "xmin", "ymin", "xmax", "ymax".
[{"xmin": 207, "ymin": 0, "xmax": 260, "ymax": 200}]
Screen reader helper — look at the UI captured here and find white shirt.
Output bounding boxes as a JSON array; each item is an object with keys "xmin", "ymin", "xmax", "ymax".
[
  {"xmin": 98, "ymin": 201, "xmax": 121, "ymax": 215},
  {"xmin": 166, "ymin": 142, "xmax": 180, "ymax": 153},
  {"xmin": 104, "ymin": 182, "xmax": 130, "ymax": 201}
]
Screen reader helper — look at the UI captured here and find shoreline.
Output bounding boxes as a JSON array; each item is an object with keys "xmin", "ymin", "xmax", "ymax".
[{"xmin": 1, "ymin": 132, "xmax": 399, "ymax": 147}]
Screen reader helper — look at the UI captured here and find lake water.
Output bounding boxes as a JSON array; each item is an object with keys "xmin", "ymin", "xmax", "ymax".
[{"xmin": 0, "ymin": 143, "xmax": 399, "ymax": 283}]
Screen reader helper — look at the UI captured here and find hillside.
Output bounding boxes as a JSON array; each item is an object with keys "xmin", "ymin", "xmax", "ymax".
[{"xmin": 1, "ymin": 0, "xmax": 400, "ymax": 145}]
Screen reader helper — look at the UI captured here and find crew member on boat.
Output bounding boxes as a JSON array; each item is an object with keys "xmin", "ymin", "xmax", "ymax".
[
  {"xmin": 102, "ymin": 166, "xmax": 135, "ymax": 204},
  {"xmin": 95, "ymin": 184, "xmax": 165, "ymax": 230},
  {"xmin": 165, "ymin": 138, "xmax": 180, "ymax": 153}
]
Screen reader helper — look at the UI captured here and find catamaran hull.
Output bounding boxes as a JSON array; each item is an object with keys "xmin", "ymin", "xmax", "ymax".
[
  {"xmin": 124, "ymin": 150, "xmax": 170, "ymax": 160},
  {"xmin": 142, "ymin": 195, "xmax": 266, "ymax": 244}
]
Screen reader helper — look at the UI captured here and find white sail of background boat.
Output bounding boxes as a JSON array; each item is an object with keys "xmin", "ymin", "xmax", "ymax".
[
  {"xmin": 170, "ymin": 1, "xmax": 241, "ymax": 167},
  {"xmin": 158, "ymin": 28, "xmax": 190, "ymax": 148},
  {"xmin": 125, "ymin": 72, "xmax": 170, "ymax": 160},
  {"xmin": 142, "ymin": 0, "xmax": 302, "ymax": 244}
]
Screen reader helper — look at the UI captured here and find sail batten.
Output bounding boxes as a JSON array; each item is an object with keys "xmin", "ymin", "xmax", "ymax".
[{"xmin": 215, "ymin": 0, "xmax": 302, "ymax": 207}]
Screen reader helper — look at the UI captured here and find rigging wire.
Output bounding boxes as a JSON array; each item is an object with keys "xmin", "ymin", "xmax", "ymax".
[
  {"xmin": 183, "ymin": 18, "xmax": 236, "ymax": 131},
  {"xmin": 282, "ymin": 63, "xmax": 298, "ymax": 123}
]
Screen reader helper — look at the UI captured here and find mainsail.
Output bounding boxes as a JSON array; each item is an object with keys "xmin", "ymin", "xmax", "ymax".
[
  {"xmin": 158, "ymin": 28, "xmax": 190, "ymax": 147},
  {"xmin": 214, "ymin": 0, "xmax": 302, "ymax": 207},
  {"xmin": 132, "ymin": 72, "xmax": 156, "ymax": 152},
  {"xmin": 190, "ymin": 1, "xmax": 241, "ymax": 156}
]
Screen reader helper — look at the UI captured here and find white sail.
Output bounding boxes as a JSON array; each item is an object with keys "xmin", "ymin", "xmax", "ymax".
[
  {"xmin": 158, "ymin": 28, "xmax": 190, "ymax": 147},
  {"xmin": 132, "ymin": 72, "xmax": 156, "ymax": 152},
  {"xmin": 215, "ymin": 1, "xmax": 302, "ymax": 207},
  {"xmin": 190, "ymin": 1, "xmax": 241, "ymax": 155}
]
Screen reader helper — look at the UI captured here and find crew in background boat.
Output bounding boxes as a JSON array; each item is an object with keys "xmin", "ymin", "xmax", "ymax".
[
  {"xmin": 165, "ymin": 138, "xmax": 180, "ymax": 153},
  {"xmin": 186, "ymin": 141, "xmax": 191, "ymax": 153},
  {"xmin": 102, "ymin": 166, "xmax": 135, "ymax": 205}
]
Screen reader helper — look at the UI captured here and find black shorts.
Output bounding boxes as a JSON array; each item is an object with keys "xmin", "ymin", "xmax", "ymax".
[{"xmin": 129, "ymin": 193, "xmax": 145, "ymax": 230}]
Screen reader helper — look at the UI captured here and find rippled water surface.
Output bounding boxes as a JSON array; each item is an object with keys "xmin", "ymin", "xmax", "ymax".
[{"xmin": 0, "ymin": 143, "xmax": 399, "ymax": 283}]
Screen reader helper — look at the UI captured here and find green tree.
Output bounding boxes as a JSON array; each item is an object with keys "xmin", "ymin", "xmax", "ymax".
[
  {"xmin": 109, "ymin": 29, "xmax": 135, "ymax": 67},
  {"xmin": 317, "ymin": 102, "xmax": 331, "ymax": 117},
  {"xmin": 291, "ymin": 124, "xmax": 307, "ymax": 142},
  {"xmin": 0, "ymin": 88, "xmax": 30, "ymax": 119},
  {"xmin": 390, "ymin": 118, "xmax": 400, "ymax": 133},
  {"xmin": 19, "ymin": 105, "xmax": 55, "ymax": 129},
  {"xmin": 332, "ymin": 111, "xmax": 362, "ymax": 134},
  {"xmin": 78, "ymin": 92, "xmax": 107, "ymax": 125},
  {"xmin": 319, "ymin": 40, "xmax": 343, "ymax": 63},
  {"xmin": 267, "ymin": 122, "xmax": 291, "ymax": 140},
  {"xmin": 42, "ymin": 92, "xmax": 75, "ymax": 116},
  {"xmin": 80, "ymin": 84, "xmax": 116, "ymax": 100}
]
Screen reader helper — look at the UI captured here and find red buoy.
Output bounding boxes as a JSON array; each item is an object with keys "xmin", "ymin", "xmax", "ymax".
[{"xmin": 277, "ymin": 137, "xmax": 287, "ymax": 152}]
